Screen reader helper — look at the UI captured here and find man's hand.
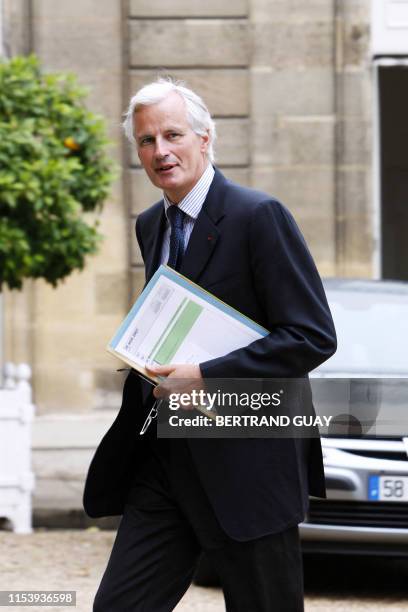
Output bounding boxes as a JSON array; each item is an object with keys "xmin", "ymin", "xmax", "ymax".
[{"xmin": 146, "ymin": 364, "xmax": 204, "ymax": 408}]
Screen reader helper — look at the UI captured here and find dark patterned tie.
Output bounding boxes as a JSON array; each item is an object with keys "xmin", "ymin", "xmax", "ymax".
[{"xmin": 167, "ymin": 205, "xmax": 185, "ymax": 271}]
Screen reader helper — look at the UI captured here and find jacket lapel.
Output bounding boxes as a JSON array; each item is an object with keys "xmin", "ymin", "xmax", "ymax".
[{"xmin": 179, "ymin": 167, "xmax": 227, "ymax": 283}]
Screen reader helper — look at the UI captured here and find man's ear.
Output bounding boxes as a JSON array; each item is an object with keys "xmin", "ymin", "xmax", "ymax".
[{"xmin": 200, "ymin": 130, "xmax": 210, "ymax": 154}]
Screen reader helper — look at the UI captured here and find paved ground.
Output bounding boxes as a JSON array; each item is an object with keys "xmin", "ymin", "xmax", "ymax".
[{"xmin": 1, "ymin": 530, "xmax": 408, "ymax": 611}]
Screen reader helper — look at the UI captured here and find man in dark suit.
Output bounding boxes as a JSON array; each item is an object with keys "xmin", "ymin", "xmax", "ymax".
[{"xmin": 84, "ymin": 78, "xmax": 337, "ymax": 611}]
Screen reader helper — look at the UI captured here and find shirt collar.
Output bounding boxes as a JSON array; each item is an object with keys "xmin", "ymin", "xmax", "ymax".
[{"xmin": 163, "ymin": 163, "xmax": 215, "ymax": 220}]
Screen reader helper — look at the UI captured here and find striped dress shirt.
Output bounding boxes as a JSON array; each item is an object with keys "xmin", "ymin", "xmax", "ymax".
[{"xmin": 160, "ymin": 163, "xmax": 215, "ymax": 265}]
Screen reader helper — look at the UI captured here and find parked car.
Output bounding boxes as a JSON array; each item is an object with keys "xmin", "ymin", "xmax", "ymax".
[
  {"xmin": 302, "ymin": 278, "xmax": 408, "ymax": 556},
  {"xmin": 194, "ymin": 278, "xmax": 408, "ymax": 585}
]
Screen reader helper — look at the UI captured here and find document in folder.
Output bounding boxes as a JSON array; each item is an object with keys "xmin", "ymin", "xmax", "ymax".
[{"xmin": 107, "ymin": 265, "xmax": 268, "ymax": 382}]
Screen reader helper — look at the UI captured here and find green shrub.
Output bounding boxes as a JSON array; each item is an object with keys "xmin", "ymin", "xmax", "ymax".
[{"xmin": 0, "ymin": 55, "xmax": 116, "ymax": 290}]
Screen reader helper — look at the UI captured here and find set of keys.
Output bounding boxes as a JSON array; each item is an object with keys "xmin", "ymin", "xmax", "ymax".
[{"xmin": 117, "ymin": 367, "xmax": 165, "ymax": 436}]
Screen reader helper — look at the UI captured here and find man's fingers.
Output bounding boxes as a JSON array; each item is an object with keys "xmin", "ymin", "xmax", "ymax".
[
  {"xmin": 146, "ymin": 364, "xmax": 175, "ymax": 376},
  {"xmin": 153, "ymin": 385, "xmax": 166, "ymax": 399},
  {"xmin": 152, "ymin": 377, "xmax": 174, "ymax": 398},
  {"xmin": 147, "ymin": 363, "xmax": 203, "ymax": 403}
]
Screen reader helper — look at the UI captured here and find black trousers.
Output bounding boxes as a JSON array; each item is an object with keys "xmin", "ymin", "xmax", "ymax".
[{"xmin": 93, "ymin": 439, "xmax": 304, "ymax": 612}]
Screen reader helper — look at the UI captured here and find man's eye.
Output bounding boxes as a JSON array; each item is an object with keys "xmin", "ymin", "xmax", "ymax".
[
  {"xmin": 168, "ymin": 133, "xmax": 181, "ymax": 140},
  {"xmin": 140, "ymin": 137, "xmax": 153, "ymax": 145}
]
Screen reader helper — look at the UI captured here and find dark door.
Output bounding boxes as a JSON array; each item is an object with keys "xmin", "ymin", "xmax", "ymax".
[{"xmin": 379, "ymin": 65, "xmax": 408, "ymax": 280}]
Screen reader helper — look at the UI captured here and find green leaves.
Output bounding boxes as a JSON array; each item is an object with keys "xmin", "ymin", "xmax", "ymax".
[{"xmin": 0, "ymin": 55, "xmax": 116, "ymax": 290}]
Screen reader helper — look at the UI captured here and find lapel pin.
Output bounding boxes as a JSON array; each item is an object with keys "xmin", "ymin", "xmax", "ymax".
[{"xmin": 207, "ymin": 235, "xmax": 213, "ymax": 241}]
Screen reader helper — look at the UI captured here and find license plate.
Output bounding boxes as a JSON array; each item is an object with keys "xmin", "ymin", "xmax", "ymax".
[{"xmin": 369, "ymin": 475, "xmax": 408, "ymax": 501}]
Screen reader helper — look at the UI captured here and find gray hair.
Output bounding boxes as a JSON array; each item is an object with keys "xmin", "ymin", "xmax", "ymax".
[{"xmin": 122, "ymin": 77, "xmax": 216, "ymax": 163}]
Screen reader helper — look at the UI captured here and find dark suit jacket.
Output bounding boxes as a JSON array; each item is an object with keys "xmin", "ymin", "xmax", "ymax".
[{"xmin": 83, "ymin": 168, "xmax": 337, "ymax": 540}]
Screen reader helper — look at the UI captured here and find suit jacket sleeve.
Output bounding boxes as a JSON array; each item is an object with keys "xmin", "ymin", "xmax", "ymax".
[{"xmin": 199, "ymin": 198, "xmax": 337, "ymax": 379}]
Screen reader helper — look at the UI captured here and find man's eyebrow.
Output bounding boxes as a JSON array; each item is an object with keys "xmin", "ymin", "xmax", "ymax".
[
  {"xmin": 136, "ymin": 126, "xmax": 185, "ymax": 140},
  {"xmin": 136, "ymin": 134, "xmax": 152, "ymax": 141}
]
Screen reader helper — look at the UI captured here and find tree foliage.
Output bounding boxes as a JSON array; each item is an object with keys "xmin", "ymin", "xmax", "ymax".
[{"xmin": 0, "ymin": 55, "xmax": 116, "ymax": 290}]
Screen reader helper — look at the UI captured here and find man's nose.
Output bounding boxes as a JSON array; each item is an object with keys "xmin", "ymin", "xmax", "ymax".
[{"xmin": 154, "ymin": 137, "xmax": 170, "ymax": 158}]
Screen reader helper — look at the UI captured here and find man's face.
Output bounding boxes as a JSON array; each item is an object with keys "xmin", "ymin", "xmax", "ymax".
[{"xmin": 134, "ymin": 92, "xmax": 210, "ymax": 203}]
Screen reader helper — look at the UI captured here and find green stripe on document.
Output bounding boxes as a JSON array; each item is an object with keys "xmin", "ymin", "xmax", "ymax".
[
  {"xmin": 148, "ymin": 297, "xmax": 187, "ymax": 361},
  {"xmin": 153, "ymin": 300, "xmax": 203, "ymax": 364}
]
